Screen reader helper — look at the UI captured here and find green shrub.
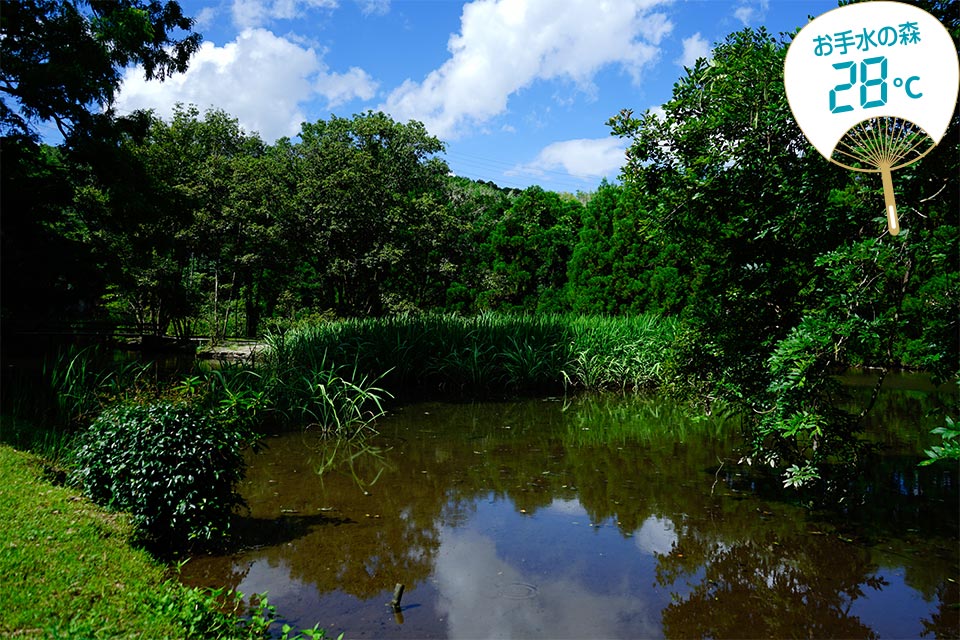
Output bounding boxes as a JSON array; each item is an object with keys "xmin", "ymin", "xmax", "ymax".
[{"xmin": 70, "ymin": 402, "xmax": 251, "ymax": 550}]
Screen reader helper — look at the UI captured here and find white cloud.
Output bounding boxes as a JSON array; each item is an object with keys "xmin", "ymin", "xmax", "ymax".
[
  {"xmin": 316, "ymin": 66, "xmax": 378, "ymax": 106},
  {"xmin": 356, "ymin": 0, "xmax": 390, "ymax": 16},
  {"xmin": 677, "ymin": 32, "xmax": 710, "ymax": 68},
  {"xmin": 515, "ymin": 137, "xmax": 627, "ymax": 180},
  {"xmin": 114, "ymin": 28, "xmax": 378, "ymax": 141},
  {"xmin": 734, "ymin": 0, "xmax": 769, "ymax": 26},
  {"xmin": 194, "ymin": 6, "xmax": 219, "ymax": 31},
  {"xmin": 381, "ymin": 0, "xmax": 673, "ymax": 140},
  {"xmin": 231, "ymin": 0, "xmax": 339, "ymax": 29}
]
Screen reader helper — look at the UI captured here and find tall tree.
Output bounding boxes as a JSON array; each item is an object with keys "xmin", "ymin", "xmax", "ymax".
[
  {"xmin": 440, "ymin": 177, "xmax": 515, "ymax": 314},
  {"xmin": 481, "ymin": 186, "xmax": 581, "ymax": 313},
  {"xmin": 294, "ymin": 111, "xmax": 448, "ymax": 317},
  {"xmin": 1, "ymin": 0, "xmax": 200, "ymax": 138},
  {"xmin": 567, "ymin": 181, "xmax": 684, "ymax": 315},
  {"xmin": 1, "ymin": 0, "xmax": 200, "ymax": 337},
  {"xmin": 609, "ymin": 23, "xmax": 958, "ymax": 488}
]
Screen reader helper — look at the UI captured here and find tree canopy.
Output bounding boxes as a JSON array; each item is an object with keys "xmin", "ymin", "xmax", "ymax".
[
  {"xmin": 608, "ymin": 21, "xmax": 958, "ymax": 485},
  {"xmin": 1, "ymin": 0, "xmax": 200, "ymax": 138}
]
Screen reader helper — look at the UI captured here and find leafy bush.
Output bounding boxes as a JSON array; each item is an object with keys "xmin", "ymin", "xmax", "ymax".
[
  {"xmin": 70, "ymin": 402, "xmax": 251, "ymax": 550},
  {"xmin": 921, "ymin": 415, "xmax": 960, "ymax": 466}
]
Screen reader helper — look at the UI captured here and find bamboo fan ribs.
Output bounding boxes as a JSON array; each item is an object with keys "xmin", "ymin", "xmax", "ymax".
[{"xmin": 830, "ymin": 116, "xmax": 935, "ymax": 236}]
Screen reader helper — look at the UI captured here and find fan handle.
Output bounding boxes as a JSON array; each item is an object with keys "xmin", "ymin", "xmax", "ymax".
[{"xmin": 881, "ymin": 165, "xmax": 900, "ymax": 236}]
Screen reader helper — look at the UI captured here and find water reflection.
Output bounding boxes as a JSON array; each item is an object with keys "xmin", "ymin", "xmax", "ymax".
[
  {"xmin": 180, "ymin": 390, "xmax": 958, "ymax": 638},
  {"xmin": 432, "ymin": 523, "xmax": 660, "ymax": 639}
]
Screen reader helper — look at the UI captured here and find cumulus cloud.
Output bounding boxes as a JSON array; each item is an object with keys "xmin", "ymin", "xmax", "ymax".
[
  {"xmin": 381, "ymin": 0, "xmax": 673, "ymax": 140},
  {"xmin": 515, "ymin": 137, "xmax": 627, "ymax": 181},
  {"xmin": 231, "ymin": 0, "xmax": 339, "ymax": 29},
  {"xmin": 734, "ymin": 0, "xmax": 769, "ymax": 26},
  {"xmin": 677, "ymin": 32, "xmax": 711, "ymax": 68},
  {"xmin": 115, "ymin": 28, "xmax": 377, "ymax": 141}
]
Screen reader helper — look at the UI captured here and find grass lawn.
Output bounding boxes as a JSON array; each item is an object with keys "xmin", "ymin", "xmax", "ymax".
[{"xmin": 0, "ymin": 444, "xmax": 242, "ymax": 638}]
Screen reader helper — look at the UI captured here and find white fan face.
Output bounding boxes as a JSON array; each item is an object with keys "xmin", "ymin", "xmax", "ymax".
[{"xmin": 784, "ymin": 1, "xmax": 958, "ymax": 164}]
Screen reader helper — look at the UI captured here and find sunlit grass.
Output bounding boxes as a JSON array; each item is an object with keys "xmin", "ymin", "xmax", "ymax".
[
  {"xmin": 264, "ymin": 313, "xmax": 679, "ymax": 397},
  {"xmin": 0, "ymin": 445, "xmax": 219, "ymax": 637}
]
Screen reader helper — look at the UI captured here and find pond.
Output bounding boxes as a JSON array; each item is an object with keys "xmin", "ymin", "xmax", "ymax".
[{"xmin": 179, "ymin": 376, "xmax": 958, "ymax": 639}]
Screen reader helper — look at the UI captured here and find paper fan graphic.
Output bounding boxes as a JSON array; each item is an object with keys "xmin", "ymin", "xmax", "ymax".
[
  {"xmin": 830, "ymin": 116, "xmax": 935, "ymax": 235},
  {"xmin": 784, "ymin": 1, "xmax": 959, "ymax": 235}
]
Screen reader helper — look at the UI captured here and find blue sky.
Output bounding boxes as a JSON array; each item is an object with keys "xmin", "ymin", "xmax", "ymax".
[{"xmin": 115, "ymin": 0, "xmax": 840, "ymax": 193}]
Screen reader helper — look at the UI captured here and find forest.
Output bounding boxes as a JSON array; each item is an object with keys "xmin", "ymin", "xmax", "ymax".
[
  {"xmin": 2, "ymin": 2, "xmax": 958, "ymax": 483},
  {"xmin": 1, "ymin": 1, "xmax": 957, "ymax": 636}
]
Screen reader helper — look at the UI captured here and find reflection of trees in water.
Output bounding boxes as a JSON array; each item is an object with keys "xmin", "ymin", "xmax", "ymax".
[
  {"xmin": 178, "ymin": 553, "xmax": 251, "ymax": 596},
  {"xmin": 922, "ymin": 579, "xmax": 960, "ymax": 639},
  {"xmin": 246, "ymin": 444, "xmax": 447, "ymax": 600},
  {"xmin": 657, "ymin": 532, "xmax": 884, "ymax": 639},
  {"xmin": 194, "ymin": 394, "xmax": 956, "ymax": 635}
]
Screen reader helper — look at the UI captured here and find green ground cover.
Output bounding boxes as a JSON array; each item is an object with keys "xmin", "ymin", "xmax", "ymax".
[{"xmin": 0, "ymin": 444, "xmax": 288, "ymax": 639}]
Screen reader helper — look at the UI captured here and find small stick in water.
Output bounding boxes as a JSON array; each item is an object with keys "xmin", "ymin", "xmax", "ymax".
[{"xmin": 389, "ymin": 583, "xmax": 405, "ymax": 611}]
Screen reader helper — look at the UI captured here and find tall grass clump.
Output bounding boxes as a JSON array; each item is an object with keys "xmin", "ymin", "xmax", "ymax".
[
  {"xmin": 1, "ymin": 345, "xmax": 153, "ymax": 428},
  {"xmin": 260, "ymin": 313, "xmax": 679, "ymax": 398},
  {"xmin": 1, "ymin": 345, "xmax": 156, "ymax": 462},
  {"xmin": 45, "ymin": 345, "xmax": 154, "ymax": 423},
  {"xmin": 178, "ymin": 344, "xmax": 392, "ymax": 437},
  {"xmin": 562, "ymin": 315, "xmax": 679, "ymax": 391}
]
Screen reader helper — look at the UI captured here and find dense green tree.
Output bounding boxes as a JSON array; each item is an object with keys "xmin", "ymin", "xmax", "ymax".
[
  {"xmin": 567, "ymin": 181, "xmax": 687, "ymax": 316},
  {"xmin": 0, "ymin": 138, "xmax": 100, "ymax": 333},
  {"xmin": 439, "ymin": 177, "xmax": 515, "ymax": 314},
  {"xmin": 154, "ymin": 106, "xmax": 267, "ymax": 337},
  {"xmin": 609, "ymin": 22, "xmax": 958, "ymax": 486},
  {"xmin": 63, "ymin": 106, "xmax": 268, "ymax": 338},
  {"xmin": 567, "ymin": 181, "xmax": 621, "ymax": 315},
  {"xmin": 292, "ymin": 111, "xmax": 449, "ymax": 317},
  {"xmin": 610, "ymin": 28, "xmax": 846, "ymax": 384},
  {"xmin": 1, "ymin": 0, "xmax": 199, "ymax": 337},
  {"xmin": 66, "ymin": 111, "xmax": 197, "ymax": 338},
  {"xmin": 481, "ymin": 186, "xmax": 581, "ymax": 313},
  {"xmin": 221, "ymin": 139, "xmax": 307, "ymax": 335}
]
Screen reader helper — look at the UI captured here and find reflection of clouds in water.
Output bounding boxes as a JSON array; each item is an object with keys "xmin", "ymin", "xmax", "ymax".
[
  {"xmin": 433, "ymin": 528, "xmax": 661, "ymax": 639},
  {"xmin": 633, "ymin": 516, "xmax": 677, "ymax": 557},
  {"xmin": 236, "ymin": 556, "xmax": 301, "ymax": 602},
  {"xmin": 546, "ymin": 497, "xmax": 588, "ymax": 517}
]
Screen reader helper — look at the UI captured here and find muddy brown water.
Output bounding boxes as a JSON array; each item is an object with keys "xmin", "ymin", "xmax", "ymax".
[{"xmin": 179, "ymin": 377, "xmax": 958, "ymax": 638}]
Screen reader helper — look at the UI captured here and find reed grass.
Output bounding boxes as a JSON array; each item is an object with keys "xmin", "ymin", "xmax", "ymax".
[
  {"xmin": 261, "ymin": 313, "xmax": 679, "ymax": 398},
  {"xmin": 174, "ymin": 349, "xmax": 391, "ymax": 437},
  {"xmin": 44, "ymin": 345, "xmax": 154, "ymax": 424},
  {"xmin": 1, "ymin": 346, "xmax": 158, "ymax": 462},
  {"xmin": 4, "ymin": 314, "xmax": 680, "ymax": 443}
]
